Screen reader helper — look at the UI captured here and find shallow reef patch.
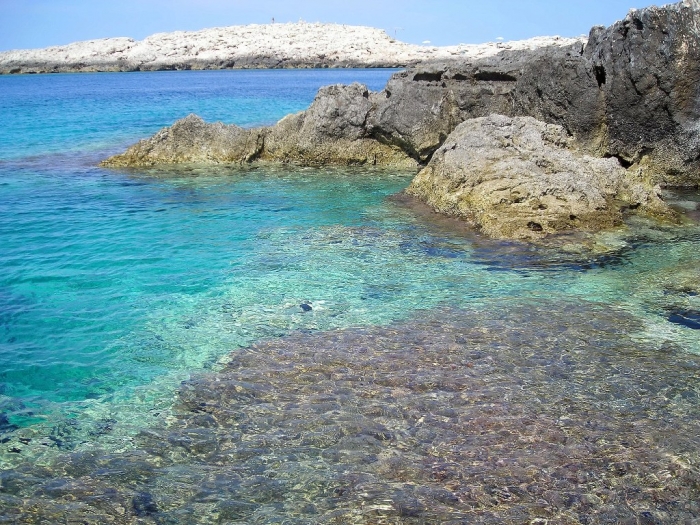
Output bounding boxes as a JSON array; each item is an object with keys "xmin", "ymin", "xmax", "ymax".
[{"xmin": 1, "ymin": 299, "xmax": 699, "ymax": 523}]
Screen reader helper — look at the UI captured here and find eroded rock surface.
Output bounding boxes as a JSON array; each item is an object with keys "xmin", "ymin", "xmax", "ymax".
[
  {"xmin": 406, "ymin": 115, "xmax": 668, "ymax": 239},
  {"xmin": 106, "ymin": 2, "xmax": 700, "ymax": 183},
  {"xmin": 103, "ymin": 83, "xmax": 416, "ymax": 169},
  {"xmin": 368, "ymin": 1, "xmax": 700, "ymax": 186},
  {"xmin": 103, "ymin": 1, "xmax": 700, "ymax": 238},
  {"xmin": 259, "ymin": 83, "xmax": 414, "ymax": 167},
  {"xmin": 103, "ymin": 115, "xmax": 264, "ymax": 167}
]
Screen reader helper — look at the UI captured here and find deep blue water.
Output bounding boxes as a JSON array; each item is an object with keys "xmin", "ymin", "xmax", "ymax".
[{"xmin": 0, "ymin": 68, "xmax": 698, "ymax": 467}]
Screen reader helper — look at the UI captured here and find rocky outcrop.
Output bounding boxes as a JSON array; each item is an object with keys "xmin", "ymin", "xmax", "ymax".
[
  {"xmin": 103, "ymin": 1, "xmax": 700, "ymax": 239},
  {"xmin": 106, "ymin": 2, "xmax": 700, "ymax": 185},
  {"xmin": 0, "ymin": 23, "xmax": 579, "ymax": 74},
  {"xmin": 405, "ymin": 115, "xmax": 668, "ymax": 240},
  {"xmin": 257, "ymin": 84, "xmax": 415, "ymax": 167},
  {"xmin": 103, "ymin": 115, "xmax": 264, "ymax": 166},
  {"xmin": 365, "ymin": 0, "xmax": 700, "ymax": 187},
  {"xmin": 103, "ymin": 83, "xmax": 416, "ymax": 168},
  {"xmin": 583, "ymin": 1, "xmax": 700, "ymax": 187}
]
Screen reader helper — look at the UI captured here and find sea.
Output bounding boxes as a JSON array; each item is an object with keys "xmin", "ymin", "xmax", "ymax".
[{"xmin": 0, "ymin": 69, "xmax": 699, "ymax": 523}]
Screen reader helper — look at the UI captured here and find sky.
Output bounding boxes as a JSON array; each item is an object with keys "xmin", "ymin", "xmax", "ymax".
[{"xmin": 0, "ymin": 0, "xmax": 661, "ymax": 51}]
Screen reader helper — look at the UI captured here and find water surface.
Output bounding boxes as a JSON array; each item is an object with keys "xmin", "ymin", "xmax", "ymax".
[{"xmin": 0, "ymin": 69, "xmax": 699, "ymax": 523}]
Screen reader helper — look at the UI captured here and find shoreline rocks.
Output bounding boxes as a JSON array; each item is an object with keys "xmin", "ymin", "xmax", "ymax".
[
  {"xmin": 102, "ymin": 83, "xmax": 417, "ymax": 169},
  {"xmin": 405, "ymin": 115, "xmax": 669, "ymax": 240},
  {"xmin": 102, "ymin": 1, "xmax": 700, "ymax": 240},
  {"xmin": 0, "ymin": 23, "xmax": 580, "ymax": 75}
]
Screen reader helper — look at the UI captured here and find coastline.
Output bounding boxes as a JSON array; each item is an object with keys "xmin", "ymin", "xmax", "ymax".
[
  {"xmin": 1, "ymin": 8, "xmax": 700, "ymax": 522},
  {"xmin": 100, "ymin": 1, "xmax": 700, "ymax": 241},
  {"xmin": 0, "ymin": 22, "xmax": 581, "ymax": 75}
]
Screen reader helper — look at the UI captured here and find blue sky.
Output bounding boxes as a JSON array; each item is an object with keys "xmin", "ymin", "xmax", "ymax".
[{"xmin": 0, "ymin": 0, "xmax": 659, "ymax": 51}]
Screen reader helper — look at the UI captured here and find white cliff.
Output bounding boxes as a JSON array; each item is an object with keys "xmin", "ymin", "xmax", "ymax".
[{"xmin": 0, "ymin": 22, "xmax": 583, "ymax": 74}]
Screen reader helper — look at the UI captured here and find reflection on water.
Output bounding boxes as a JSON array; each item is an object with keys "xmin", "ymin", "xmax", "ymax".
[{"xmin": 2, "ymin": 299, "xmax": 700, "ymax": 523}]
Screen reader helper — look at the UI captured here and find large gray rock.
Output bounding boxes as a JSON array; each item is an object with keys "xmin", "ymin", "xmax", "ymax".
[
  {"xmin": 369, "ymin": 1, "xmax": 700, "ymax": 186},
  {"xmin": 582, "ymin": 2, "xmax": 700, "ymax": 186},
  {"xmin": 103, "ymin": 83, "xmax": 415, "ymax": 168},
  {"xmin": 406, "ymin": 115, "xmax": 669, "ymax": 240},
  {"xmin": 103, "ymin": 115, "xmax": 263, "ymax": 167},
  {"xmin": 260, "ymin": 83, "xmax": 414, "ymax": 167},
  {"xmin": 366, "ymin": 63, "xmax": 533, "ymax": 162}
]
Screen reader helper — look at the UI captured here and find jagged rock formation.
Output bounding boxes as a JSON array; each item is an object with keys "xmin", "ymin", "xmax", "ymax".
[
  {"xmin": 103, "ymin": 83, "xmax": 417, "ymax": 169},
  {"xmin": 405, "ymin": 115, "xmax": 667, "ymax": 240},
  {"xmin": 0, "ymin": 23, "xmax": 579, "ymax": 74},
  {"xmin": 106, "ymin": 115, "xmax": 264, "ymax": 165},
  {"xmin": 103, "ymin": 1, "xmax": 700, "ymax": 238},
  {"xmin": 359, "ymin": 2, "xmax": 700, "ymax": 188}
]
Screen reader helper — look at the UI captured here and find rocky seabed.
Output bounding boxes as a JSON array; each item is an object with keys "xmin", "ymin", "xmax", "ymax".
[{"xmin": 1, "ymin": 300, "xmax": 700, "ymax": 523}]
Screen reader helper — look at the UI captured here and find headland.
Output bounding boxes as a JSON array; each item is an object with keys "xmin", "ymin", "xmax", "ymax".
[{"xmin": 0, "ymin": 23, "xmax": 579, "ymax": 74}]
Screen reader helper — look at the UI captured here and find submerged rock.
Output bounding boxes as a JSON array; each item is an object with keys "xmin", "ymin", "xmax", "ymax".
[
  {"xmin": 4, "ymin": 299, "xmax": 700, "ymax": 523},
  {"xmin": 0, "ymin": 413, "xmax": 18, "ymax": 434},
  {"xmin": 668, "ymin": 310, "xmax": 700, "ymax": 330},
  {"xmin": 406, "ymin": 115, "xmax": 669, "ymax": 239},
  {"xmin": 131, "ymin": 491, "xmax": 159, "ymax": 516}
]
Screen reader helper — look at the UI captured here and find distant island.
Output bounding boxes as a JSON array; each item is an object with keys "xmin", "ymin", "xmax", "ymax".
[{"xmin": 0, "ymin": 22, "xmax": 579, "ymax": 74}]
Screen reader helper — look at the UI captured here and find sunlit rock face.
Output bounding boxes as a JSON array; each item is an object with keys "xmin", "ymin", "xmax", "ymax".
[
  {"xmin": 370, "ymin": 1, "xmax": 700, "ymax": 187},
  {"xmin": 102, "ymin": 84, "xmax": 417, "ymax": 169},
  {"xmin": 0, "ymin": 22, "xmax": 580, "ymax": 74},
  {"xmin": 406, "ymin": 115, "xmax": 669, "ymax": 240},
  {"xmin": 102, "ymin": 1, "xmax": 700, "ymax": 239},
  {"xmin": 105, "ymin": 2, "xmax": 700, "ymax": 186}
]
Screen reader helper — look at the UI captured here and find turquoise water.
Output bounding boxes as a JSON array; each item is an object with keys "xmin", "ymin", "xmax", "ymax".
[
  {"xmin": 0, "ymin": 69, "xmax": 699, "ymax": 522},
  {"xmin": 1, "ymin": 69, "xmax": 404, "ymax": 418}
]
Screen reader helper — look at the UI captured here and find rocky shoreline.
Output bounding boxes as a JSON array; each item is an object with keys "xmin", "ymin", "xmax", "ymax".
[
  {"xmin": 0, "ymin": 23, "xmax": 579, "ymax": 74},
  {"xmin": 102, "ymin": 1, "xmax": 700, "ymax": 240}
]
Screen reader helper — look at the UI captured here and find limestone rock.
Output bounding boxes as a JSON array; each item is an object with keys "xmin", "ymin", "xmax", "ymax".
[
  {"xmin": 366, "ymin": 63, "xmax": 535, "ymax": 162},
  {"xmin": 405, "ymin": 115, "xmax": 669, "ymax": 240},
  {"xmin": 368, "ymin": 1, "xmax": 700, "ymax": 186},
  {"xmin": 102, "ymin": 115, "xmax": 263, "ymax": 167},
  {"xmin": 102, "ymin": 84, "xmax": 416, "ymax": 169},
  {"xmin": 261, "ymin": 83, "xmax": 414, "ymax": 167},
  {"xmin": 582, "ymin": 1, "xmax": 700, "ymax": 186},
  {"xmin": 101, "ymin": 1, "xmax": 700, "ymax": 239},
  {"xmin": 0, "ymin": 23, "xmax": 580, "ymax": 74}
]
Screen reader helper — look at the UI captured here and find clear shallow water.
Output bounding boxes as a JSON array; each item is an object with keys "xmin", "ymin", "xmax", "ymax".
[{"xmin": 0, "ymin": 69, "xmax": 699, "ymax": 522}]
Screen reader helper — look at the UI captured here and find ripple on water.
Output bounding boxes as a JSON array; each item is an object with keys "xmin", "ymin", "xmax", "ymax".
[{"xmin": 1, "ymin": 298, "xmax": 699, "ymax": 524}]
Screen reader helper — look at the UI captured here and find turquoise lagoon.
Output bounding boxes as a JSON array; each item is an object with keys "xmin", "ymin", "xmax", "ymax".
[{"xmin": 0, "ymin": 69, "xmax": 699, "ymax": 522}]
